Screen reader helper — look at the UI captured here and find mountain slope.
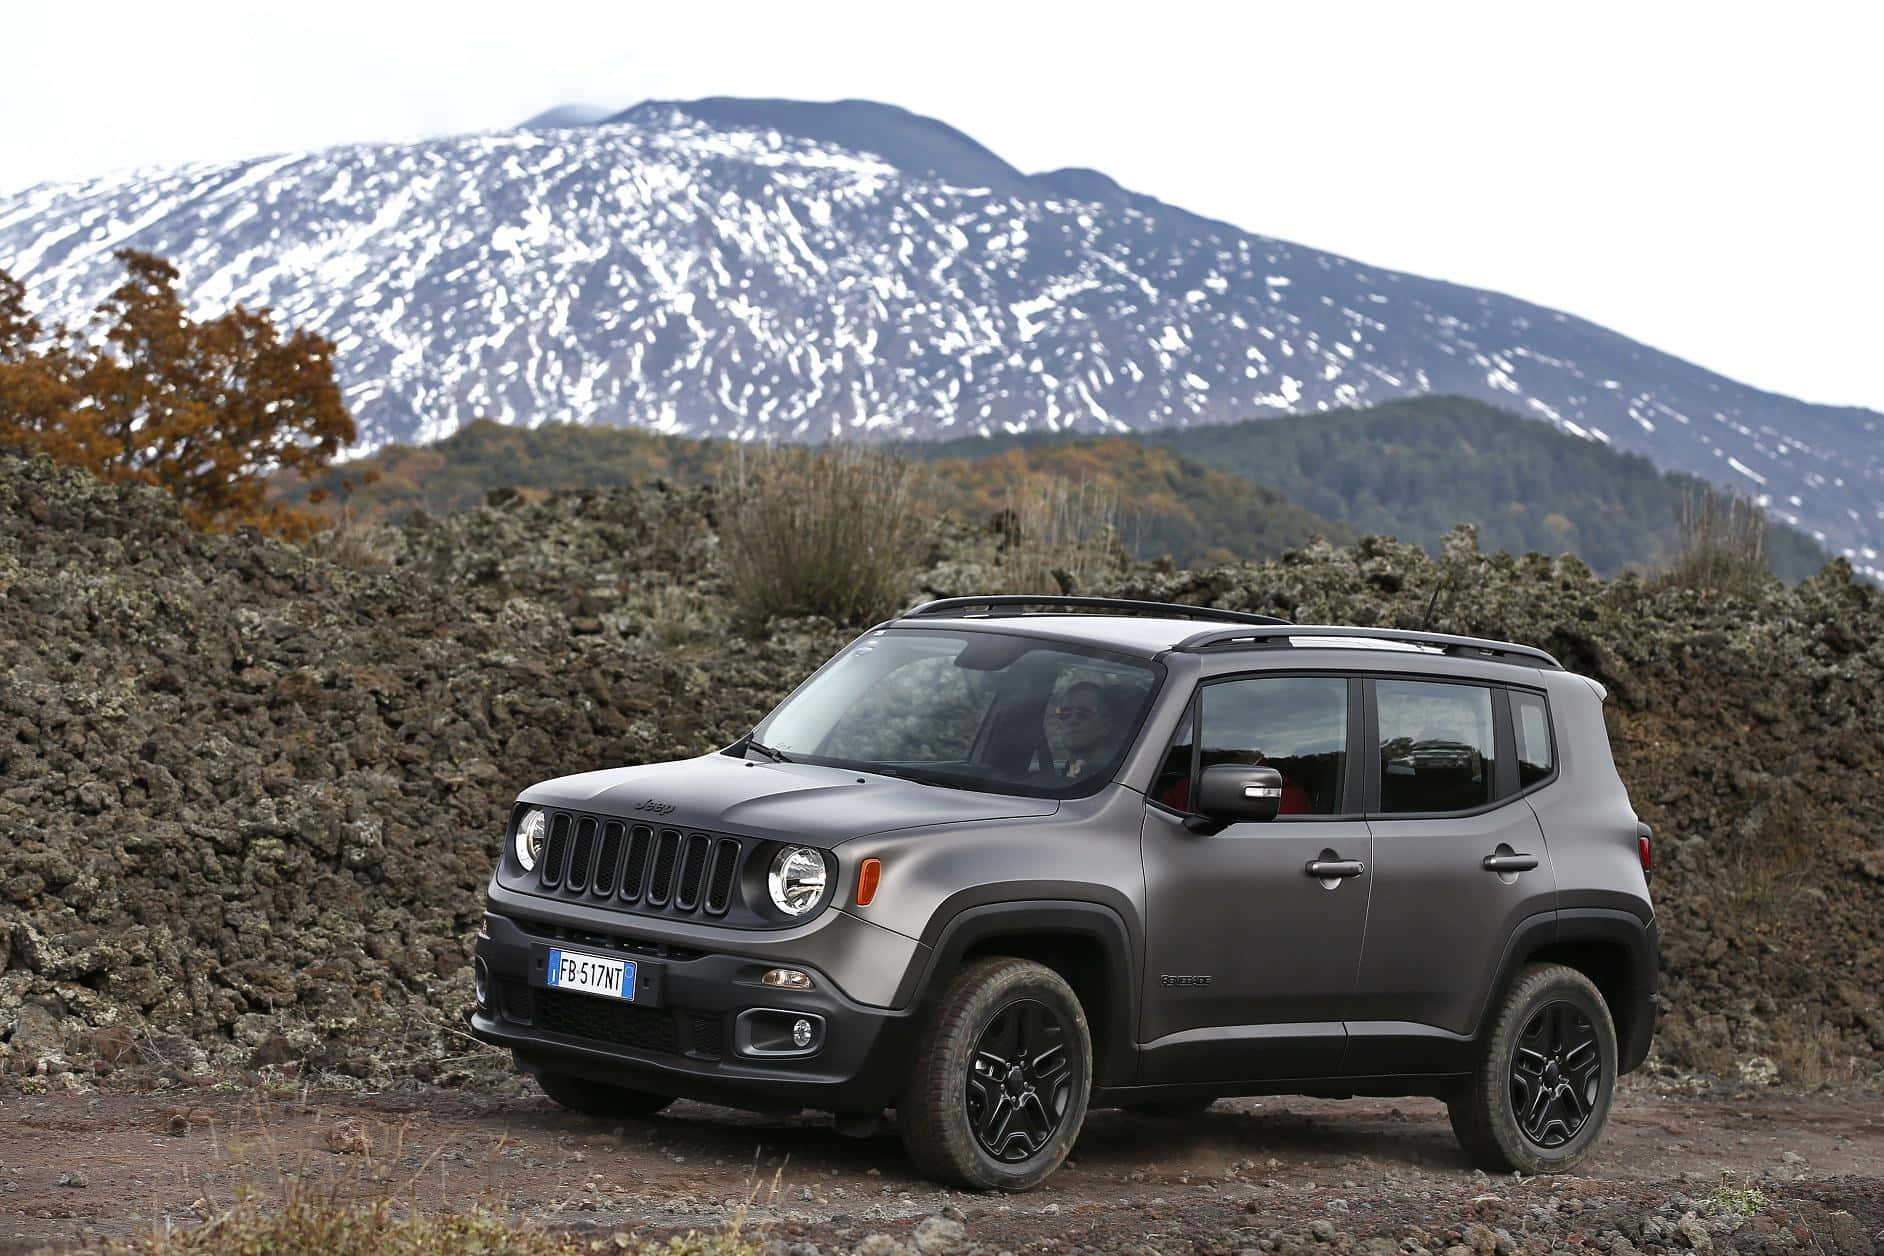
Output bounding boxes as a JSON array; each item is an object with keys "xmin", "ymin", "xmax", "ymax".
[{"xmin": 2, "ymin": 98, "xmax": 1878, "ymax": 573}]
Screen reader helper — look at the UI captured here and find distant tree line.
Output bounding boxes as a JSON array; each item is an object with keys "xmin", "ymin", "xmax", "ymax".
[{"xmin": 1147, "ymin": 396, "xmax": 1828, "ymax": 582}]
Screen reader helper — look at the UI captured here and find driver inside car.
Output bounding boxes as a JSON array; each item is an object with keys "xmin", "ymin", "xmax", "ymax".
[{"xmin": 1051, "ymin": 681, "xmax": 1129, "ymax": 781}]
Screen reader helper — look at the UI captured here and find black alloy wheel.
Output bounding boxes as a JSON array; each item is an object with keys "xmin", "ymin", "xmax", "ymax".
[
  {"xmin": 1510, "ymin": 1001, "xmax": 1602, "ymax": 1148},
  {"xmin": 1447, "ymin": 961, "xmax": 1617, "ymax": 1175},
  {"xmin": 966, "ymin": 999, "xmax": 1074, "ymax": 1162},
  {"xmin": 899, "ymin": 956, "xmax": 1092, "ymax": 1190}
]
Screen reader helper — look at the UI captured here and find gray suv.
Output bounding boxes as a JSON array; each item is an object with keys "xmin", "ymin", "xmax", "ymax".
[{"xmin": 470, "ymin": 597, "xmax": 1656, "ymax": 1190}]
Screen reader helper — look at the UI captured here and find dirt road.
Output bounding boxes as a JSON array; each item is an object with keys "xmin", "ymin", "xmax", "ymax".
[{"xmin": 4, "ymin": 1081, "xmax": 1881, "ymax": 1253}]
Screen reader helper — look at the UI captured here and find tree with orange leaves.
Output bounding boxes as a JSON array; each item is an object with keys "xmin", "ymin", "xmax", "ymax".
[{"xmin": 0, "ymin": 249, "xmax": 354, "ymax": 538}]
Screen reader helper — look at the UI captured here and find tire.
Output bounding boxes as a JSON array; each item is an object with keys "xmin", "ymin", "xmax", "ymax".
[
  {"xmin": 899, "ymin": 957, "xmax": 1093, "ymax": 1191},
  {"xmin": 535, "ymin": 1071, "xmax": 673, "ymax": 1120},
  {"xmin": 1121, "ymin": 1098, "xmax": 1215, "ymax": 1118},
  {"xmin": 1448, "ymin": 963, "xmax": 1618, "ymax": 1174}
]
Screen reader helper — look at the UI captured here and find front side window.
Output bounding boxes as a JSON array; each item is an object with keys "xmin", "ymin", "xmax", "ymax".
[
  {"xmin": 1511, "ymin": 690, "xmax": 1554, "ymax": 787},
  {"xmin": 752, "ymin": 629, "xmax": 1160, "ymax": 798},
  {"xmin": 1375, "ymin": 679, "xmax": 1497, "ymax": 813},
  {"xmin": 1157, "ymin": 675, "xmax": 1348, "ymax": 815}
]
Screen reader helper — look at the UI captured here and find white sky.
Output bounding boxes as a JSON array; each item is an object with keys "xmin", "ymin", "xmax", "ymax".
[{"xmin": 3, "ymin": 0, "xmax": 1879, "ymax": 413}]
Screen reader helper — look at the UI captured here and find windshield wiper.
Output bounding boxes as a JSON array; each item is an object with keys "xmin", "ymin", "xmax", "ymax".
[{"xmin": 745, "ymin": 737, "xmax": 793, "ymax": 764}]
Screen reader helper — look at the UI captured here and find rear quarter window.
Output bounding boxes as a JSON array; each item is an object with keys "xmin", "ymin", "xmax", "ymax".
[{"xmin": 1510, "ymin": 690, "xmax": 1555, "ymax": 787}]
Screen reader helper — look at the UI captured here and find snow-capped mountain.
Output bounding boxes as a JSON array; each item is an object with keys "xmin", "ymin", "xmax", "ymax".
[{"xmin": 2, "ymin": 98, "xmax": 1879, "ymax": 573}]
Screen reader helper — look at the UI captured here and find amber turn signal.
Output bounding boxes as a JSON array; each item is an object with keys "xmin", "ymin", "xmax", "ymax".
[{"xmin": 856, "ymin": 857, "xmax": 882, "ymax": 906}]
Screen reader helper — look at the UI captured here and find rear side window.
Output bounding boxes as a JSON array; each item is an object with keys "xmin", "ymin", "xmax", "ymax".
[
  {"xmin": 1183, "ymin": 676, "xmax": 1350, "ymax": 815},
  {"xmin": 1510, "ymin": 690, "xmax": 1554, "ymax": 787},
  {"xmin": 1376, "ymin": 679, "xmax": 1496, "ymax": 813}
]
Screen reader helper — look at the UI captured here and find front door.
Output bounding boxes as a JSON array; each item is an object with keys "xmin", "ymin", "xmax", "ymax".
[{"xmin": 1138, "ymin": 674, "xmax": 1371, "ymax": 1084}]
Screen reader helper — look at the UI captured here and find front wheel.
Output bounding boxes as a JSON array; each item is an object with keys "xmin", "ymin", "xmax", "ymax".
[
  {"xmin": 535, "ymin": 1071, "xmax": 673, "ymax": 1120},
  {"xmin": 1448, "ymin": 963, "xmax": 1617, "ymax": 1174},
  {"xmin": 899, "ymin": 957, "xmax": 1092, "ymax": 1191}
]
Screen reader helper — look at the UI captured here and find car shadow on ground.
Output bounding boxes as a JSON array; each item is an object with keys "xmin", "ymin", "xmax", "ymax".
[{"xmin": 488, "ymin": 1095, "xmax": 1474, "ymax": 1181}]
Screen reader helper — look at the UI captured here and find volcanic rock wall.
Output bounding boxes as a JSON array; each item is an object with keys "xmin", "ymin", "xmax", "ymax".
[{"xmin": 1, "ymin": 455, "xmax": 1880, "ymax": 1090}]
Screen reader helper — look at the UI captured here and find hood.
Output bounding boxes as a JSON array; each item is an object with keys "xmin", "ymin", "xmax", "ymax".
[{"xmin": 517, "ymin": 753, "xmax": 1058, "ymax": 848}]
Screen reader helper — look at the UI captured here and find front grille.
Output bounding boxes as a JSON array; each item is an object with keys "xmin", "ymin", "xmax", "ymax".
[
  {"xmin": 511, "ymin": 917, "xmax": 707, "ymax": 962},
  {"xmin": 497, "ymin": 978, "xmax": 533, "ymax": 1024},
  {"xmin": 535, "ymin": 988, "xmax": 677, "ymax": 1054},
  {"xmin": 675, "ymin": 834, "xmax": 709, "ymax": 910},
  {"xmin": 621, "ymin": 825, "xmax": 653, "ymax": 898},
  {"xmin": 689, "ymin": 1014, "xmax": 724, "ymax": 1059},
  {"xmin": 648, "ymin": 830, "xmax": 679, "ymax": 906},
  {"xmin": 514, "ymin": 805, "xmax": 762, "ymax": 923},
  {"xmin": 541, "ymin": 813, "xmax": 572, "ymax": 888},
  {"xmin": 706, "ymin": 839, "xmax": 739, "ymax": 913},
  {"xmin": 591, "ymin": 822, "xmax": 624, "ymax": 897},
  {"xmin": 567, "ymin": 817, "xmax": 598, "ymax": 892}
]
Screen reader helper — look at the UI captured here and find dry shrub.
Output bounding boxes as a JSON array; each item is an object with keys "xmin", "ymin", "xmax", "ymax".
[
  {"xmin": 986, "ymin": 475, "xmax": 1127, "ymax": 595},
  {"xmin": 718, "ymin": 444, "xmax": 932, "ymax": 627},
  {"xmin": 1770, "ymin": 1011, "xmax": 1863, "ymax": 1089},
  {"xmin": 303, "ymin": 514, "xmax": 403, "ymax": 571},
  {"xmin": 641, "ymin": 584, "xmax": 714, "ymax": 649},
  {"xmin": 1662, "ymin": 487, "xmax": 1771, "ymax": 594}
]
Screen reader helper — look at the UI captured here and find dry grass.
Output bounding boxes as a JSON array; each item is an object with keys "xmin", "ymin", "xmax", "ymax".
[
  {"xmin": 304, "ymin": 512, "xmax": 404, "ymax": 572},
  {"xmin": 90, "ymin": 1199, "xmax": 762, "ymax": 1254},
  {"xmin": 1661, "ymin": 487, "xmax": 1771, "ymax": 595},
  {"xmin": 1770, "ymin": 1010, "xmax": 1865, "ymax": 1089},
  {"xmin": 83, "ymin": 1101, "xmax": 768, "ymax": 1256},
  {"xmin": 984, "ymin": 475, "xmax": 1127, "ymax": 595},
  {"xmin": 640, "ymin": 584, "xmax": 715, "ymax": 649},
  {"xmin": 718, "ymin": 444, "xmax": 933, "ymax": 628}
]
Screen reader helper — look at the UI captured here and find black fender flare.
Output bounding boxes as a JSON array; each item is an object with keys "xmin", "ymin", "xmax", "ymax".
[
  {"xmin": 896, "ymin": 898, "xmax": 1140, "ymax": 1089},
  {"xmin": 1478, "ymin": 907, "xmax": 1658, "ymax": 1074}
]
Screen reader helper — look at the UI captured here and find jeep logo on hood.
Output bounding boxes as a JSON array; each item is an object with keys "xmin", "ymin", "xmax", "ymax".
[{"xmin": 634, "ymin": 798, "xmax": 677, "ymax": 816}]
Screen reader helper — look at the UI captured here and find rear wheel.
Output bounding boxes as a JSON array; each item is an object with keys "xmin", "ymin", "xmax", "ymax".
[
  {"xmin": 1448, "ymin": 963, "xmax": 1616, "ymax": 1174},
  {"xmin": 535, "ymin": 1071, "xmax": 673, "ymax": 1120},
  {"xmin": 899, "ymin": 957, "xmax": 1092, "ymax": 1191}
]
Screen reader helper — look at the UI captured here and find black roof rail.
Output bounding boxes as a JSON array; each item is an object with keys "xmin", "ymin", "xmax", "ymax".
[
  {"xmin": 1172, "ymin": 624, "xmax": 1562, "ymax": 669},
  {"xmin": 902, "ymin": 595, "xmax": 1290, "ymax": 627}
]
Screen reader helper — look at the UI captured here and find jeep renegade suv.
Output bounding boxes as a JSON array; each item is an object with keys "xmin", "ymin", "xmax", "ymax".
[{"xmin": 470, "ymin": 596, "xmax": 1657, "ymax": 1190}]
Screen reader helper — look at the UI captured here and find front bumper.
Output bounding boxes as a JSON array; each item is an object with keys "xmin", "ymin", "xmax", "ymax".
[{"xmin": 469, "ymin": 908, "xmax": 920, "ymax": 1113}]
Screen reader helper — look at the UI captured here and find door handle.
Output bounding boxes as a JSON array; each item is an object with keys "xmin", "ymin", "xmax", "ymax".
[
  {"xmin": 1482, "ymin": 853, "xmax": 1539, "ymax": 873},
  {"xmin": 1304, "ymin": 859, "xmax": 1366, "ymax": 880}
]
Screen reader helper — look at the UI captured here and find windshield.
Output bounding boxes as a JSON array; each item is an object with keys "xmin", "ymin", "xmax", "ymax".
[{"xmin": 748, "ymin": 628, "xmax": 1163, "ymax": 798}]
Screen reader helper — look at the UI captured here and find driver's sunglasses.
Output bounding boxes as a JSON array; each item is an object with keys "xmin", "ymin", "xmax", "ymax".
[{"xmin": 1054, "ymin": 705, "xmax": 1100, "ymax": 721}]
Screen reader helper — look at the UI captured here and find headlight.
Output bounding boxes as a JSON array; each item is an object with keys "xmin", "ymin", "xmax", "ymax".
[
  {"xmin": 767, "ymin": 845, "xmax": 828, "ymax": 917},
  {"xmin": 514, "ymin": 808, "xmax": 547, "ymax": 871}
]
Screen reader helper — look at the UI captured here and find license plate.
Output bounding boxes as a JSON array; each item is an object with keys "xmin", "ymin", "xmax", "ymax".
[{"xmin": 546, "ymin": 948, "xmax": 636, "ymax": 1001}]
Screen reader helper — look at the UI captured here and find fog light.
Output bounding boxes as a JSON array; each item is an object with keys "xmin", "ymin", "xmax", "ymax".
[
  {"xmin": 762, "ymin": 967, "xmax": 814, "ymax": 990},
  {"xmin": 473, "ymin": 957, "xmax": 491, "ymax": 1010},
  {"xmin": 734, "ymin": 1009, "xmax": 825, "ymax": 1057}
]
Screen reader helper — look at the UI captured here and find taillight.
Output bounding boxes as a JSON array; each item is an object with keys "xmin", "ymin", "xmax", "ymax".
[{"xmin": 1637, "ymin": 823, "xmax": 1653, "ymax": 878}]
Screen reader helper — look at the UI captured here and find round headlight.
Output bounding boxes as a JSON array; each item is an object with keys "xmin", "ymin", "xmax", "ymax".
[
  {"xmin": 767, "ymin": 846, "xmax": 828, "ymax": 917},
  {"xmin": 514, "ymin": 808, "xmax": 547, "ymax": 872}
]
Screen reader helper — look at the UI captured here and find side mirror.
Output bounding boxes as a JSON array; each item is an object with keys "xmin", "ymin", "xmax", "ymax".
[{"xmin": 1184, "ymin": 764, "xmax": 1284, "ymax": 834}]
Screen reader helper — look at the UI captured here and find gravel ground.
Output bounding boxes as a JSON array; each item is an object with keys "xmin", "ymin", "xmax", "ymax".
[{"xmin": 2, "ymin": 1081, "xmax": 1880, "ymax": 1254}]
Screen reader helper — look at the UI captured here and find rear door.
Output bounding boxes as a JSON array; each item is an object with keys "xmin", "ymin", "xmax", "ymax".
[
  {"xmin": 1343, "ymin": 677, "xmax": 1558, "ymax": 1074},
  {"xmin": 1138, "ymin": 673, "xmax": 1371, "ymax": 1083}
]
